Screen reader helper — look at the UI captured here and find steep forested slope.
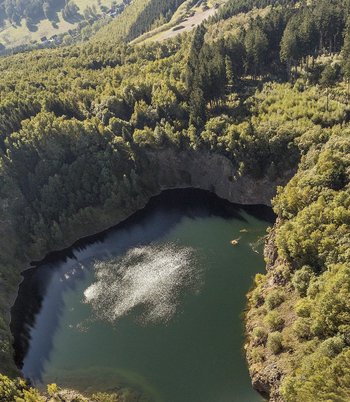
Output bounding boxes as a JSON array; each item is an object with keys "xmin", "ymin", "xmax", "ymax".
[{"xmin": 0, "ymin": 0, "xmax": 350, "ymax": 401}]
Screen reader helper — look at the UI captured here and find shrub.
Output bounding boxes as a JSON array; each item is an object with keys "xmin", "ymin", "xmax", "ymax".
[
  {"xmin": 251, "ymin": 327, "xmax": 268, "ymax": 346},
  {"xmin": 267, "ymin": 332, "xmax": 283, "ymax": 354},
  {"xmin": 249, "ymin": 288, "xmax": 264, "ymax": 307},
  {"xmin": 249, "ymin": 345, "xmax": 265, "ymax": 363},
  {"xmin": 47, "ymin": 383, "xmax": 59, "ymax": 396},
  {"xmin": 265, "ymin": 311, "xmax": 285, "ymax": 332},
  {"xmin": 293, "ymin": 318, "xmax": 312, "ymax": 340},
  {"xmin": 265, "ymin": 289, "xmax": 285, "ymax": 310},
  {"xmin": 0, "ymin": 375, "xmax": 45, "ymax": 402},
  {"xmin": 319, "ymin": 336, "xmax": 345, "ymax": 358},
  {"xmin": 294, "ymin": 299, "xmax": 311, "ymax": 317},
  {"xmin": 292, "ymin": 266, "xmax": 314, "ymax": 296}
]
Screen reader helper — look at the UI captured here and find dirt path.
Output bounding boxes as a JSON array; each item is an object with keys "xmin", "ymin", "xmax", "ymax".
[{"xmin": 152, "ymin": 7, "xmax": 218, "ymax": 42}]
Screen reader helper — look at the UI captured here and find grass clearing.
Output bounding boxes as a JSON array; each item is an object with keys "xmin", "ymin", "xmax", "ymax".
[
  {"xmin": 0, "ymin": 0, "xmax": 119, "ymax": 50},
  {"xmin": 133, "ymin": 0, "xmax": 228, "ymax": 44}
]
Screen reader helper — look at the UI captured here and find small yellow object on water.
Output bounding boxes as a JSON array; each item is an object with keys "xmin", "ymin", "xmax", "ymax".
[
  {"xmin": 230, "ymin": 239, "xmax": 239, "ymax": 246},
  {"xmin": 240, "ymin": 229, "xmax": 248, "ymax": 233}
]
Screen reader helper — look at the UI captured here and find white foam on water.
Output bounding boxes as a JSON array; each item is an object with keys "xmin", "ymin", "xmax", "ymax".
[{"xmin": 83, "ymin": 242, "xmax": 201, "ymax": 324}]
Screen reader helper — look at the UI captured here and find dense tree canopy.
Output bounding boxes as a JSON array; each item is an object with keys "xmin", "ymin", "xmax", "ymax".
[{"xmin": 0, "ymin": 0, "xmax": 350, "ymax": 401}]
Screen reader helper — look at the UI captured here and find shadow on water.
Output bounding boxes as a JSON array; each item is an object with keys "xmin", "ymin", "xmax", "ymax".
[{"xmin": 10, "ymin": 188, "xmax": 274, "ymax": 385}]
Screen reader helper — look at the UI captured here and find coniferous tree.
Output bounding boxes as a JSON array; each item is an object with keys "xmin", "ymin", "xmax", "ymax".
[
  {"xmin": 244, "ymin": 23, "xmax": 269, "ymax": 78},
  {"xmin": 342, "ymin": 22, "xmax": 350, "ymax": 98}
]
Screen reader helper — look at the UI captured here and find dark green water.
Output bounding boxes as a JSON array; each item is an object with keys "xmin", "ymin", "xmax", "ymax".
[{"xmin": 12, "ymin": 189, "xmax": 271, "ymax": 402}]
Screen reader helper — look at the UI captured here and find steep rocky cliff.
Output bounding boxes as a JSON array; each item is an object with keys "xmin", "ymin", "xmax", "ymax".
[{"xmin": 149, "ymin": 149, "xmax": 288, "ymax": 206}]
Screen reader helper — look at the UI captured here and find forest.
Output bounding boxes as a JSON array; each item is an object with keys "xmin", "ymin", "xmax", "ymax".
[{"xmin": 0, "ymin": 0, "xmax": 349, "ymax": 401}]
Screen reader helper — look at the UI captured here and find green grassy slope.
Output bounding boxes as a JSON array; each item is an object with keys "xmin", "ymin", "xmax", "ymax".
[
  {"xmin": 0, "ymin": 0, "xmax": 119, "ymax": 51},
  {"xmin": 93, "ymin": 0, "xmax": 187, "ymax": 43},
  {"xmin": 133, "ymin": 0, "xmax": 227, "ymax": 44}
]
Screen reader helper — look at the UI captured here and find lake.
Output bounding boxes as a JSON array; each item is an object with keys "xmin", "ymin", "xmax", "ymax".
[{"xmin": 11, "ymin": 189, "xmax": 273, "ymax": 402}]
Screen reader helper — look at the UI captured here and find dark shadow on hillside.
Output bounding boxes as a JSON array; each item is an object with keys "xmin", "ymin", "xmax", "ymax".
[
  {"xmin": 47, "ymin": 11, "xmax": 59, "ymax": 25},
  {"xmin": 23, "ymin": 7, "xmax": 46, "ymax": 28},
  {"xmin": 46, "ymin": 0, "xmax": 65, "ymax": 25},
  {"xmin": 62, "ymin": 13, "xmax": 83, "ymax": 24},
  {"xmin": 26, "ymin": 20, "xmax": 38, "ymax": 32}
]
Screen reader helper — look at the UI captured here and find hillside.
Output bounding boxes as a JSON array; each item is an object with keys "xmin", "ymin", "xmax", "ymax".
[
  {"xmin": 132, "ymin": 0, "xmax": 227, "ymax": 44},
  {"xmin": 93, "ymin": 0, "xmax": 190, "ymax": 43},
  {"xmin": 0, "ymin": 0, "xmax": 350, "ymax": 401},
  {"xmin": 0, "ymin": 0, "xmax": 128, "ymax": 54}
]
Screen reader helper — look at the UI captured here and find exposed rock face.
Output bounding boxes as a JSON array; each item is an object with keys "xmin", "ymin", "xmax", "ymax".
[
  {"xmin": 252, "ymin": 363, "xmax": 284, "ymax": 402},
  {"xmin": 264, "ymin": 222, "xmax": 279, "ymax": 271},
  {"xmin": 149, "ymin": 149, "xmax": 290, "ymax": 206}
]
